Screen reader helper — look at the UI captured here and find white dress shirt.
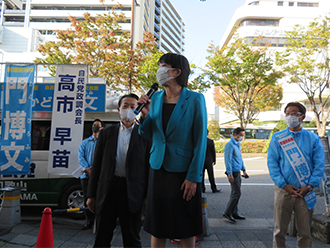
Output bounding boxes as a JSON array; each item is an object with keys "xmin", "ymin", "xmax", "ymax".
[{"xmin": 115, "ymin": 122, "xmax": 134, "ymax": 177}]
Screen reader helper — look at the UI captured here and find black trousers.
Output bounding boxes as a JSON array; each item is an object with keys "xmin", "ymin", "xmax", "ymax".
[
  {"xmin": 202, "ymin": 162, "xmax": 217, "ymax": 192},
  {"xmin": 224, "ymin": 171, "xmax": 241, "ymax": 216},
  {"xmin": 94, "ymin": 177, "xmax": 142, "ymax": 248},
  {"xmin": 81, "ymin": 178, "xmax": 95, "ymax": 223}
]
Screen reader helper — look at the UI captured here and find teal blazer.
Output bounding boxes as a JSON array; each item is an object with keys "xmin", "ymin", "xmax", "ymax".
[{"xmin": 139, "ymin": 87, "xmax": 207, "ymax": 183}]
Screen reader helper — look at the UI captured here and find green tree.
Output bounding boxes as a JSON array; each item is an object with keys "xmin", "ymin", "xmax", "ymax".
[
  {"xmin": 275, "ymin": 15, "xmax": 330, "ymax": 136},
  {"xmin": 270, "ymin": 120, "xmax": 287, "ymax": 137},
  {"xmin": 138, "ymin": 50, "xmax": 163, "ymax": 89},
  {"xmin": 34, "ymin": 11, "xmax": 157, "ymax": 89},
  {"xmin": 305, "ymin": 119, "xmax": 317, "ymax": 128},
  {"xmin": 207, "ymin": 119, "xmax": 220, "ymax": 140},
  {"xmin": 263, "ymin": 120, "xmax": 288, "ymax": 152},
  {"xmin": 204, "ymin": 34, "xmax": 284, "ymax": 129},
  {"xmin": 214, "ymin": 84, "xmax": 283, "ymax": 124},
  {"xmin": 187, "ymin": 65, "xmax": 211, "ymax": 93}
]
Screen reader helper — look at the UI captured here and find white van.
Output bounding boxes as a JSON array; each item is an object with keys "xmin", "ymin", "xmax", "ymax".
[{"xmin": 0, "ymin": 83, "xmax": 123, "ymax": 219}]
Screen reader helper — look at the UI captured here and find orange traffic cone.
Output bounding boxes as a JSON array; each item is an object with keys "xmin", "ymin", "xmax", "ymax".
[{"xmin": 36, "ymin": 207, "xmax": 54, "ymax": 248}]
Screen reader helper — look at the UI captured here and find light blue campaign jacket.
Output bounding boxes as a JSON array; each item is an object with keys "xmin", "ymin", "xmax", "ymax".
[
  {"xmin": 224, "ymin": 137, "xmax": 246, "ymax": 175},
  {"xmin": 78, "ymin": 135, "xmax": 97, "ymax": 179},
  {"xmin": 267, "ymin": 127, "xmax": 324, "ymax": 189},
  {"xmin": 139, "ymin": 87, "xmax": 207, "ymax": 183}
]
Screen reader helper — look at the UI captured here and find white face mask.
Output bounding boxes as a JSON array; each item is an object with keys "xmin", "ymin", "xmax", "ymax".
[
  {"xmin": 285, "ymin": 115, "xmax": 301, "ymax": 128},
  {"xmin": 237, "ymin": 136, "xmax": 244, "ymax": 142},
  {"xmin": 119, "ymin": 108, "xmax": 136, "ymax": 121},
  {"xmin": 156, "ymin": 67, "xmax": 176, "ymax": 85}
]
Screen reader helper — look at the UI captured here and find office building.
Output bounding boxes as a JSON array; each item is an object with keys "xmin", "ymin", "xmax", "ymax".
[
  {"xmin": 217, "ymin": 0, "xmax": 330, "ymax": 126},
  {"xmin": 0, "ymin": 0, "xmax": 185, "ymax": 73}
]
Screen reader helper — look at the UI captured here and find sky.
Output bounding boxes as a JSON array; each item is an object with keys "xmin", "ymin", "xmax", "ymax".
[{"xmin": 169, "ymin": 0, "xmax": 247, "ymax": 114}]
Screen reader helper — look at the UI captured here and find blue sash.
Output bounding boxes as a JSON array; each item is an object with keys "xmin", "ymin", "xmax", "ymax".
[{"xmin": 275, "ymin": 132, "xmax": 316, "ymax": 209}]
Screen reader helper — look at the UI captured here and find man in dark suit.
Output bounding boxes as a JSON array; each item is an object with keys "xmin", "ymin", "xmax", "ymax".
[
  {"xmin": 87, "ymin": 93, "xmax": 150, "ymax": 248},
  {"xmin": 202, "ymin": 130, "xmax": 220, "ymax": 193}
]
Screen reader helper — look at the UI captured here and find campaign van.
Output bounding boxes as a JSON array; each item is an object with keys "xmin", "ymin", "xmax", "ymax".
[{"xmin": 0, "ymin": 65, "xmax": 122, "ymax": 218}]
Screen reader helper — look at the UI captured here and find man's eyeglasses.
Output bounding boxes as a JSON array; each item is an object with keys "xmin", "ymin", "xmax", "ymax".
[{"xmin": 285, "ymin": 112, "xmax": 302, "ymax": 117}]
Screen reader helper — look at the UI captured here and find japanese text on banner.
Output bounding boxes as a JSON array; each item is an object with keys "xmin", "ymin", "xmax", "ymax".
[
  {"xmin": 0, "ymin": 65, "xmax": 35, "ymax": 175},
  {"xmin": 48, "ymin": 65, "xmax": 87, "ymax": 175}
]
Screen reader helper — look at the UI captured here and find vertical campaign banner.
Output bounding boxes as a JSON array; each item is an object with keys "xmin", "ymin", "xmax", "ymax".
[
  {"xmin": 48, "ymin": 65, "xmax": 87, "ymax": 175},
  {"xmin": 0, "ymin": 65, "xmax": 35, "ymax": 175}
]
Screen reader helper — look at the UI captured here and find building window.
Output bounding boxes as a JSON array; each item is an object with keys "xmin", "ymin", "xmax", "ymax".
[
  {"xmin": 278, "ymin": 1, "xmax": 284, "ymax": 6},
  {"xmin": 246, "ymin": 36, "xmax": 287, "ymax": 47},
  {"xmin": 240, "ymin": 19, "xmax": 279, "ymax": 27},
  {"xmin": 297, "ymin": 2, "xmax": 319, "ymax": 7},
  {"xmin": 289, "ymin": 2, "xmax": 294, "ymax": 6},
  {"xmin": 249, "ymin": 1, "xmax": 259, "ymax": 5},
  {"xmin": 39, "ymin": 30, "xmax": 56, "ymax": 35}
]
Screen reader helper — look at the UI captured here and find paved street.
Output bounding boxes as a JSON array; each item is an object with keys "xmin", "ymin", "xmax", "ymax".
[
  {"xmin": 0, "ymin": 153, "xmax": 330, "ymax": 247},
  {"xmin": 204, "ymin": 153, "xmax": 275, "ymax": 219},
  {"xmin": 205, "ymin": 153, "xmax": 326, "ymax": 218}
]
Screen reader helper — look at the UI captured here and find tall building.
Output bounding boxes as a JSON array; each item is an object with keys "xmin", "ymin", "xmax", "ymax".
[
  {"xmin": 217, "ymin": 0, "xmax": 330, "ymax": 126},
  {"xmin": 0, "ymin": 0, "xmax": 184, "ymax": 69},
  {"xmin": 154, "ymin": 0, "xmax": 185, "ymax": 54}
]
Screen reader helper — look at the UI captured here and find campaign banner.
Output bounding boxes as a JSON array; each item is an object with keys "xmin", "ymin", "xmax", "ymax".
[
  {"xmin": 0, "ymin": 83, "xmax": 106, "ymax": 112},
  {"xmin": 0, "ymin": 65, "xmax": 35, "ymax": 175},
  {"xmin": 276, "ymin": 132, "xmax": 316, "ymax": 209},
  {"xmin": 48, "ymin": 65, "xmax": 87, "ymax": 175}
]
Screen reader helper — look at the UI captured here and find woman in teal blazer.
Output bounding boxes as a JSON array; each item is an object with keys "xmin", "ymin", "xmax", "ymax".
[{"xmin": 138, "ymin": 53, "xmax": 207, "ymax": 248}]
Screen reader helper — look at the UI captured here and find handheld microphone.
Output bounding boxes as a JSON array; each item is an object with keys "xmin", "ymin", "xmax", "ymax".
[{"xmin": 134, "ymin": 83, "xmax": 159, "ymax": 115}]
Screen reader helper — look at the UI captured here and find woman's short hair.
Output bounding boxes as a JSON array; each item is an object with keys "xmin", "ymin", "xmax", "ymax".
[
  {"xmin": 158, "ymin": 53, "xmax": 190, "ymax": 88},
  {"xmin": 284, "ymin": 102, "xmax": 306, "ymax": 115}
]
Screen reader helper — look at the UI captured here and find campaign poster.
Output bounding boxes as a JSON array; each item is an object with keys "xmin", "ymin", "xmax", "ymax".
[
  {"xmin": 48, "ymin": 65, "xmax": 87, "ymax": 175},
  {"xmin": 0, "ymin": 65, "xmax": 35, "ymax": 175}
]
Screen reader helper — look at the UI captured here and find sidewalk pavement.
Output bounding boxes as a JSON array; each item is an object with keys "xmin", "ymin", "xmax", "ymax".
[{"xmin": 1, "ymin": 214, "xmax": 330, "ymax": 248}]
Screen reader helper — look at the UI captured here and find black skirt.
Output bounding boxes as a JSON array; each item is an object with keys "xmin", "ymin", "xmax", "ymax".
[{"xmin": 143, "ymin": 167, "xmax": 203, "ymax": 239}]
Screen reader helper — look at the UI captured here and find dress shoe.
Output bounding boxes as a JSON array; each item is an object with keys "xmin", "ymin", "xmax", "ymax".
[
  {"xmin": 82, "ymin": 221, "xmax": 94, "ymax": 230},
  {"xmin": 233, "ymin": 214, "xmax": 245, "ymax": 220},
  {"xmin": 212, "ymin": 189, "xmax": 221, "ymax": 193},
  {"xmin": 223, "ymin": 213, "xmax": 236, "ymax": 223}
]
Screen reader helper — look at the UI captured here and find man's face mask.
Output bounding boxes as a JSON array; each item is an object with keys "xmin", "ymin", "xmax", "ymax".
[
  {"xmin": 285, "ymin": 115, "xmax": 301, "ymax": 128},
  {"xmin": 119, "ymin": 108, "xmax": 136, "ymax": 121},
  {"xmin": 92, "ymin": 126, "xmax": 100, "ymax": 133},
  {"xmin": 156, "ymin": 67, "xmax": 177, "ymax": 85}
]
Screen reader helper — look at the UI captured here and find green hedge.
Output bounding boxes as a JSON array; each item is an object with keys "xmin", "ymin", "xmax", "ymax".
[{"xmin": 215, "ymin": 140, "xmax": 270, "ymax": 153}]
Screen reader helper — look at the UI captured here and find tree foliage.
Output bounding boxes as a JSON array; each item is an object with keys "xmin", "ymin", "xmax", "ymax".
[
  {"xmin": 138, "ymin": 50, "xmax": 163, "ymax": 89},
  {"xmin": 275, "ymin": 15, "xmax": 330, "ymax": 136},
  {"xmin": 208, "ymin": 119, "xmax": 220, "ymax": 140},
  {"xmin": 305, "ymin": 119, "xmax": 317, "ymax": 128},
  {"xmin": 188, "ymin": 65, "xmax": 212, "ymax": 93},
  {"xmin": 214, "ymin": 84, "xmax": 283, "ymax": 120},
  {"xmin": 204, "ymin": 34, "xmax": 284, "ymax": 128},
  {"xmin": 34, "ymin": 10, "xmax": 157, "ymax": 89},
  {"xmin": 270, "ymin": 120, "xmax": 287, "ymax": 137}
]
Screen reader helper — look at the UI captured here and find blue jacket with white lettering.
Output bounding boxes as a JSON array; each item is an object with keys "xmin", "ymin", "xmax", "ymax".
[{"xmin": 267, "ymin": 127, "xmax": 324, "ymax": 189}]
